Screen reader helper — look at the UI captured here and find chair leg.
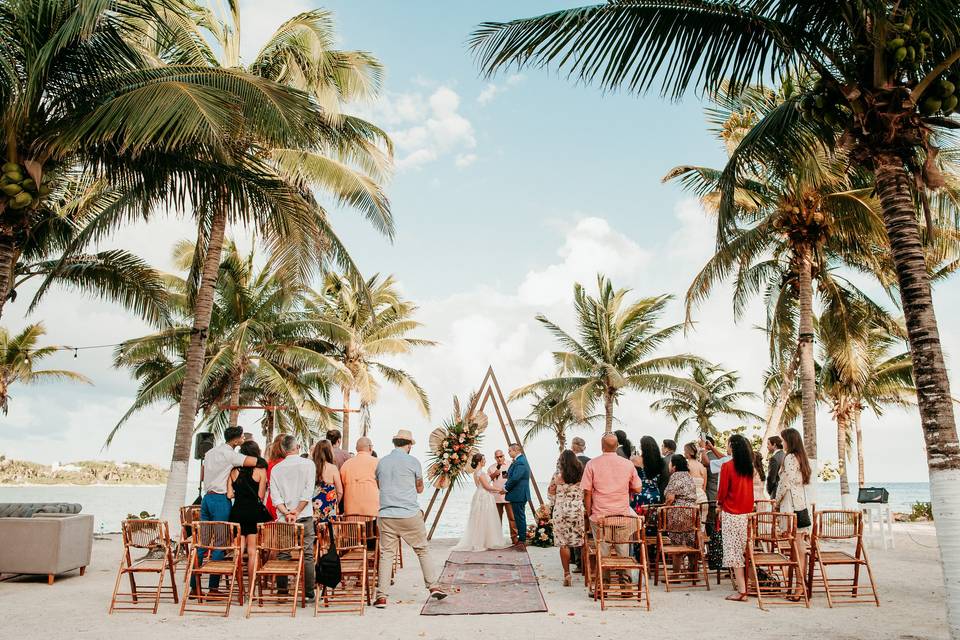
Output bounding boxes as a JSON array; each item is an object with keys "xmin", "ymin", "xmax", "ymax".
[
  {"xmin": 80, "ymin": 566, "xmax": 86, "ymax": 576},
  {"xmin": 167, "ymin": 550, "xmax": 180, "ymax": 604},
  {"xmin": 179, "ymin": 550, "xmax": 195, "ymax": 616},
  {"xmin": 108, "ymin": 563, "xmax": 125, "ymax": 614}
]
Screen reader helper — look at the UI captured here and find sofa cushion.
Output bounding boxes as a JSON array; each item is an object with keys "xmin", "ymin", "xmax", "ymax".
[{"xmin": 0, "ymin": 503, "xmax": 82, "ymax": 518}]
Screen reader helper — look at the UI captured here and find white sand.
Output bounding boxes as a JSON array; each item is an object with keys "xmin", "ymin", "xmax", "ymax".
[{"xmin": 0, "ymin": 522, "xmax": 948, "ymax": 639}]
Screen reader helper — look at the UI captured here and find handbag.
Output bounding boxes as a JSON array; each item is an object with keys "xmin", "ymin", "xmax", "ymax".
[
  {"xmin": 316, "ymin": 521, "xmax": 342, "ymax": 589},
  {"xmin": 707, "ymin": 513, "xmax": 724, "ymax": 570},
  {"xmin": 795, "ymin": 508, "xmax": 811, "ymax": 529}
]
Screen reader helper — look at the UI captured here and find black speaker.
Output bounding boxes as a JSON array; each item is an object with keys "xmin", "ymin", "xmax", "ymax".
[{"xmin": 194, "ymin": 432, "xmax": 216, "ymax": 460}]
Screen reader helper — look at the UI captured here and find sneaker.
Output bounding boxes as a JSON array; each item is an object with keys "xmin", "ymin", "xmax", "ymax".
[
  {"xmin": 429, "ymin": 586, "xmax": 448, "ymax": 600},
  {"xmin": 374, "ymin": 596, "xmax": 388, "ymax": 609}
]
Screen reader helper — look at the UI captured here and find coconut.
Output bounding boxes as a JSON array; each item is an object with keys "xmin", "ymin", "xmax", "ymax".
[
  {"xmin": 20, "ymin": 178, "xmax": 36, "ymax": 192},
  {"xmin": 1, "ymin": 183, "xmax": 22, "ymax": 196},
  {"xmin": 887, "ymin": 37, "xmax": 905, "ymax": 51},
  {"xmin": 921, "ymin": 96, "xmax": 943, "ymax": 115},
  {"xmin": 943, "ymin": 95, "xmax": 959, "ymax": 114},
  {"xmin": 10, "ymin": 191, "xmax": 33, "ymax": 209},
  {"xmin": 1, "ymin": 162, "xmax": 19, "ymax": 174},
  {"xmin": 939, "ymin": 80, "xmax": 956, "ymax": 98},
  {"xmin": 894, "ymin": 46, "xmax": 908, "ymax": 62},
  {"xmin": 4, "ymin": 170, "xmax": 23, "ymax": 183}
]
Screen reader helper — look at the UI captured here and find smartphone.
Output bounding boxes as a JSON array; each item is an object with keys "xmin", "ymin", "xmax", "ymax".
[{"xmin": 501, "ymin": 471, "xmax": 508, "ymax": 479}]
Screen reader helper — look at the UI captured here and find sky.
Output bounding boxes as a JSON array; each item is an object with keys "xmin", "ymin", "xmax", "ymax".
[{"xmin": 2, "ymin": 1, "xmax": 959, "ymax": 483}]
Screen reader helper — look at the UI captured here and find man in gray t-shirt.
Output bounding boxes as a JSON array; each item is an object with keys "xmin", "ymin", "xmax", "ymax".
[{"xmin": 374, "ymin": 429, "xmax": 447, "ymax": 608}]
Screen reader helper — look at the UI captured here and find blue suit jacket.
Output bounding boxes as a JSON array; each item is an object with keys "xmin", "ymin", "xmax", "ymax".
[{"xmin": 503, "ymin": 454, "xmax": 531, "ymax": 503}]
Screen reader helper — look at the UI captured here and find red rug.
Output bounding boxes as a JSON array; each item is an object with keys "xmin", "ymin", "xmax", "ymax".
[{"xmin": 420, "ymin": 545, "xmax": 547, "ymax": 616}]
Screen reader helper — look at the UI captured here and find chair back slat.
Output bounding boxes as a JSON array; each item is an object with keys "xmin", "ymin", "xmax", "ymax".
[
  {"xmin": 598, "ymin": 515, "xmax": 644, "ymax": 545},
  {"xmin": 123, "ymin": 519, "xmax": 170, "ymax": 549},
  {"xmin": 330, "ymin": 521, "xmax": 365, "ymax": 551},
  {"xmin": 749, "ymin": 511, "xmax": 796, "ymax": 543},
  {"xmin": 657, "ymin": 505, "xmax": 699, "ymax": 534},
  {"xmin": 815, "ymin": 510, "xmax": 861, "ymax": 539},
  {"xmin": 257, "ymin": 522, "xmax": 304, "ymax": 552},
  {"xmin": 339, "ymin": 514, "xmax": 377, "ymax": 541},
  {"xmin": 179, "ymin": 505, "xmax": 200, "ymax": 526},
  {"xmin": 754, "ymin": 499, "xmax": 775, "ymax": 513},
  {"xmin": 193, "ymin": 521, "xmax": 241, "ymax": 550}
]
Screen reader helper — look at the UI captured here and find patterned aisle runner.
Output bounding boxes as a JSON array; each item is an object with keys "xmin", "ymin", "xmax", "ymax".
[{"xmin": 420, "ymin": 545, "xmax": 548, "ymax": 616}]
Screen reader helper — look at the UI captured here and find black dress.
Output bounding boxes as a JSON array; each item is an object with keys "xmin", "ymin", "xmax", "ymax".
[{"xmin": 229, "ymin": 467, "xmax": 270, "ymax": 535}]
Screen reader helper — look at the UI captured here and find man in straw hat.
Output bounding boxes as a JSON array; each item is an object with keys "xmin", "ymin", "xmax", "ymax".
[{"xmin": 374, "ymin": 429, "xmax": 448, "ymax": 608}]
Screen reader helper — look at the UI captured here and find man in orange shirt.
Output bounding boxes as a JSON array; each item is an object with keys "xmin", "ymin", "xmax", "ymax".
[
  {"xmin": 339, "ymin": 436, "xmax": 379, "ymax": 516},
  {"xmin": 581, "ymin": 433, "xmax": 642, "ymax": 558}
]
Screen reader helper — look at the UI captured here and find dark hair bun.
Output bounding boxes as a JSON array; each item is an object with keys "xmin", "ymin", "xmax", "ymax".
[{"xmin": 470, "ymin": 452, "xmax": 484, "ymax": 469}]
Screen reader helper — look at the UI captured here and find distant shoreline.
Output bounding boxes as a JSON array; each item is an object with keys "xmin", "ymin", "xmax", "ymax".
[{"xmin": 0, "ymin": 483, "xmax": 167, "ymax": 488}]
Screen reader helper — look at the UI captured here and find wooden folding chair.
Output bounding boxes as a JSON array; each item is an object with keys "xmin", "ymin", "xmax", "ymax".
[
  {"xmin": 746, "ymin": 512, "xmax": 809, "ymax": 610},
  {"xmin": 173, "ymin": 505, "xmax": 200, "ymax": 571},
  {"xmin": 109, "ymin": 519, "xmax": 178, "ymax": 613},
  {"xmin": 316, "ymin": 521, "xmax": 366, "ymax": 615},
  {"xmin": 754, "ymin": 499, "xmax": 775, "ymax": 513},
  {"xmin": 245, "ymin": 522, "xmax": 305, "ymax": 617},
  {"xmin": 594, "ymin": 516, "xmax": 651, "ymax": 611},
  {"xmin": 656, "ymin": 506, "xmax": 710, "ymax": 591},
  {"xmin": 179, "ymin": 521, "xmax": 244, "ymax": 617},
  {"xmin": 583, "ymin": 524, "xmax": 599, "ymax": 590},
  {"xmin": 339, "ymin": 514, "xmax": 378, "ymax": 604},
  {"xmin": 807, "ymin": 510, "xmax": 879, "ymax": 607}
]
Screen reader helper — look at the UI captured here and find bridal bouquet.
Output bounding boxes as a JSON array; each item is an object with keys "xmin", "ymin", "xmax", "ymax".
[
  {"xmin": 426, "ymin": 395, "xmax": 487, "ymax": 489},
  {"xmin": 527, "ymin": 503, "xmax": 554, "ymax": 548}
]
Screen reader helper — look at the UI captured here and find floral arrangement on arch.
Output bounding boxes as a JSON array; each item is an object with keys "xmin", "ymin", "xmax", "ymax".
[
  {"xmin": 527, "ymin": 503, "xmax": 554, "ymax": 547},
  {"xmin": 426, "ymin": 394, "xmax": 487, "ymax": 489}
]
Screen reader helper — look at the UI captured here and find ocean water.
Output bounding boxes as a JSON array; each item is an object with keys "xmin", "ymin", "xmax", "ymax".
[{"xmin": 0, "ymin": 481, "xmax": 932, "ymax": 536}]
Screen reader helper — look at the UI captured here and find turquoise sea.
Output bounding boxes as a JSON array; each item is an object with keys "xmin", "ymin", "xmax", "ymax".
[{"xmin": 0, "ymin": 481, "xmax": 932, "ymax": 537}]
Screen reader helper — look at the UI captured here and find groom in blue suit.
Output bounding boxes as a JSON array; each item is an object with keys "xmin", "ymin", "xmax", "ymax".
[{"xmin": 503, "ymin": 443, "xmax": 531, "ymax": 547}]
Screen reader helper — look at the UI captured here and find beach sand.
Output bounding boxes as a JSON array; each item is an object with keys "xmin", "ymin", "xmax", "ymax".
[{"xmin": 0, "ymin": 522, "xmax": 947, "ymax": 639}]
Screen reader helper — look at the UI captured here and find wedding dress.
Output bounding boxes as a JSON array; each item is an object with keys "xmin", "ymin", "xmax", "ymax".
[{"xmin": 452, "ymin": 468, "xmax": 511, "ymax": 551}]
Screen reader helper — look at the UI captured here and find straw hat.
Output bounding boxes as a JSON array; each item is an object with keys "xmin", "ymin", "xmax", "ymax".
[{"xmin": 392, "ymin": 429, "xmax": 416, "ymax": 445}]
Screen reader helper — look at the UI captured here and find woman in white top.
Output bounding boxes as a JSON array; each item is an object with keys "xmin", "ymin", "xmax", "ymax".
[
  {"xmin": 453, "ymin": 453, "xmax": 511, "ymax": 552},
  {"xmin": 752, "ymin": 449, "xmax": 767, "ymax": 500},
  {"xmin": 775, "ymin": 427, "xmax": 813, "ymax": 578}
]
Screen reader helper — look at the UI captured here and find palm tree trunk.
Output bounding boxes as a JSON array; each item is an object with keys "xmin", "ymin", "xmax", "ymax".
[
  {"xmin": 557, "ymin": 424, "xmax": 567, "ymax": 453},
  {"xmin": 603, "ymin": 388, "xmax": 614, "ymax": 434},
  {"xmin": 158, "ymin": 206, "xmax": 228, "ymax": 525},
  {"xmin": 836, "ymin": 403, "xmax": 852, "ymax": 508},
  {"xmin": 227, "ymin": 367, "xmax": 242, "ymax": 429},
  {"xmin": 875, "ymin": 153, "xmax": 960, "ymax": 637},
  {"xmin": 854, "ymin": 403, "xmax": 865, "ymax": 487},
  {"xmin": 341, "ymin": 386, "xmax": 352, "ymax": 448},
  {"xmin": 0, "ymin": 233, "xmax": 20, "ymax": 319},
  {"xmin": 796, "ymin": 243, "xmax": 818, "ymax": 464},
  {"xmin": 763, "ymin": 346, "xmax": 800, "ymax": 440}
]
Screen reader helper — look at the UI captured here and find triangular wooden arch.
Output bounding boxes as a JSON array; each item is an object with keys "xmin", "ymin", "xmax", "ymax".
[{"xmin": 423, "ymin": 366, "xmax": 546, "ymax": 540}]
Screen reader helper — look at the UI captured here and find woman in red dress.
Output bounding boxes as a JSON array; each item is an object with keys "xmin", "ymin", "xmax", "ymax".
[
  {"xmin": 716, "ymin": 434, "xmax": 756, "ymax": 602},
  {"xmin": 263, "ymin": 435, "xmax": 285, "ymax": 520}
]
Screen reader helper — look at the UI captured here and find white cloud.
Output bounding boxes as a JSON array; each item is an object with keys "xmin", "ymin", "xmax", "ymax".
[
  {"xmin": 477, "ymin": 73, "xmax": 525, "ymax": 106},
  {"xmin": 361, "ymin": 85, "xmax": 477, "ymax": 171}
]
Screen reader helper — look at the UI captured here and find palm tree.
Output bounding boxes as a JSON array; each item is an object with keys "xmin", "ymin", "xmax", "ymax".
[
  {"xmin": 111, "ymin": 242, "xmax": 342, "ymax": 447},
  {"xmin": 469, "ymin": 6, "xmax": 960, "ymax": 624},
  {"xmin": 665, "ymin": 82, "xmax": 886, "ymax": 464},
  {"xmin": 650, "ymin": 362, "xmax": 760, "ymax": 441},
  {"xmin": 0, "ymin": 322, "xmax": 89, "ymax": 414},
  {"xmin": 0, "ymin": 0, "xmax": 321, "ymax": 318},
  {"xmin": 511, "ymin": 274, "xmax": 700, "ymax": 434},
  {"xmin": 144, "ymin": 5, "xmax": 395, "ymax": 524},
  {"xmin": 8, "ymin": 174, "xmax": 168, "ymax": 325},
  {"xmin": 306, "ymin": 273, "xmax": 433, "ymax": 447},
  {"xmin": 515, "ymin": 386, "xmax": 601, "ymax": 452}
]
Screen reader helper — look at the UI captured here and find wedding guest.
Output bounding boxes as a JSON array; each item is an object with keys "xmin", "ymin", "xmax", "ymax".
[
  {"xmin": 548, "ymin": 450, "xmax": 585, "ymax": 587},
  {"xmin": 339, "ymin": 437, "xmax": 379, "ymax": 517},
  {"xmin": 684, "ymin": 442, "xmax": 708, "ymax": 503},
  {"xmin": 311, "ymin": 440, "xmax": 343, "ymax": 523},
  {"xmin": 752, "ymin": 449, "xmax": 767, "ymax": 500},
  {"xmin": 571, "ymin": 437, "xmax": 591, "ymax": 466},
  {"xmin": 504, "ymin": 444, "xmax": 532, "ymax": 547},
  {"xmin": 191, "ymin": 426, "xmax": 257, "ymax": 595},
  {"xmin": 717, "ymin": 434, "xmax": 755, "ymax": 602},
  {"xmin": 227, "ymin": 440, "xmax": 269, "ymax": 587},
  {"xmin": 269, "ymin": 435, "xmax": 316, "ymax": 602},
  {"xmin": 374, "ymin": 429, "xmax": 448, "ymax": 608},
  {"xmin": 614, "ymin": 429, "xmax": 633, "ymax": 459},
  {"xmin": 699, "ymin": 435, "xmax": 728, "ymax": 541},
  {"xmin": 630, "ymin": 435, "xmax": 666, "ymax": 509},
  {"xmin": 488, "ymin": 449, "xmax": 518, "ymax": 544},
  {"xmin": 765, "ymin": 435, "xmax": 785, "ymax": 499},
  {"xmin": 264, "ymin": 435, "xmax": 285, "ymax": 520},
  {"xmin": 661, "ymin": 439, "xmax": 677, "ymax": 466},
  {"xmin": 663, "ymin": 454, "xmax": 698, "ymax": 574},
  {"xmin": 581, "ymin": 433, "xmax": 642, "ymax": 559},
  {"xmin": 326, "ymin": 429, "xmax": 351, "ymax": 468},
  {"xmin": 775, "ymin": 427, "xmax": 813, "ymax": 578}
]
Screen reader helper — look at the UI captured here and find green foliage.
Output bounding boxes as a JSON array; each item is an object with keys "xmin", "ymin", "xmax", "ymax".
[{"xmin": 910, "ymin": 501, "xmax": 934, "ymax": 521}]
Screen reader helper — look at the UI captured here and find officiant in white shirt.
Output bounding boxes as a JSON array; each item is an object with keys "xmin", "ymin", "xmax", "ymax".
[{"xmin": 488, "ymin": 449, "xmax": 518, "ymax": 544}]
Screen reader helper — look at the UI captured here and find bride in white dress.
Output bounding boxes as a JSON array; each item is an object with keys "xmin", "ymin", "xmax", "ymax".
[{"xmin": 452, "ymin": 453, "xmax": 511, "ymax": 551}]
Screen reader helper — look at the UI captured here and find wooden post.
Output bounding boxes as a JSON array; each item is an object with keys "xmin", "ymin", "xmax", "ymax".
[
  {"xmin": 427, "ymin": 487, "xmax": 454, "ymax": 540},
  {"xmin": 423, "ymin": 488, "xmax": 441, "ymax": 521}
]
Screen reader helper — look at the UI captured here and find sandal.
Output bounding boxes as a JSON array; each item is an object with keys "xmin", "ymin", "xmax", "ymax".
[
  {"xmin": 725, "ymin": 592, "xmax": 748, "ymax": 602},
  {"xmin": 563, "ymin": 573, "xmax": 572, "ymax": 587}
]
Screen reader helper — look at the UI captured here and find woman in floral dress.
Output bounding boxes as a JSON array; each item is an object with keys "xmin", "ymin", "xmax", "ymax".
[
  {"xmin": 311, "ymin": 440, "xmax": 343, "ymax": 523},
  {"xmin": 548, "ymin": 450, "xmax": 585, "ymax": 587}
]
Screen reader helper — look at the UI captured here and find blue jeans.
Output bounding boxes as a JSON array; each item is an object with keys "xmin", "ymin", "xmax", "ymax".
[
  {"xmin": 191, "ymin": 492, "xmax": 232, "ymax": 589},
  {"xmin": 511, "ymin": 502, "xmax": 527, "ymax": 544}
]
